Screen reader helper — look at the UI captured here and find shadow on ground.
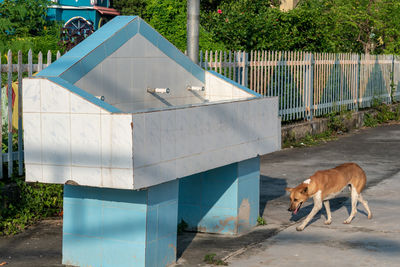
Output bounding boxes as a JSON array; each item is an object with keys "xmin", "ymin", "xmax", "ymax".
[
  {"xmin": 176, "ymin": 175, "xmax": 288, "ymax": 265},
  {"xmin": 289, "ymin": 196, "xmax": 369, "ymax": 225},
  {"xmin": 259, "ymin": 176, "xmax": 288, "ymax": 215}
]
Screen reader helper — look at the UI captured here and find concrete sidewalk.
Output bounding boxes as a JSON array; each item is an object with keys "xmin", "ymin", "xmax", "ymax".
[
  {"xmin": 1, "ymin": 123, "xmax": 400, "ymax": 266},
  {"xmin": 176, "ymin": 123, "xmax": 400, "ymax": 266},
  {"xmin": 227, "ymin": 172, "xmax": 400, "ymax": 267}
]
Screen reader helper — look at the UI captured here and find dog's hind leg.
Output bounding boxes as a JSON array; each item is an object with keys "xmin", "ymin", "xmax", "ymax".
[
  {"xmin": 358, "ymin": 193, "xmax": 372, "ymax": 219},
  {"xmin": 344, "ymin": 185, "xmax": 358, "ymax": 224},
  {"xmin": 297, "ymin": 191, "xmax": 322, "ymax": 231},
  {"xmin": 323, "ymin": 200, "xmax": 332, "ymax": 225}
]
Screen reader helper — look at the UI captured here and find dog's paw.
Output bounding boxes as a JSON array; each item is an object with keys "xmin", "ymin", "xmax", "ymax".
[
  {"xmin": 368, "ymin": 214, "xmax": 373, "ymax": 219},
  {"xmin": 343, "ymin": 219, "xmax": 352, "ymax": 224},
  {"xmin": 324, "ymin": 220, "xmax": 332, "ymax": 225},
  {"xmin": 296, "ymin": 226, "xmax": 304, "ymax": 231}
]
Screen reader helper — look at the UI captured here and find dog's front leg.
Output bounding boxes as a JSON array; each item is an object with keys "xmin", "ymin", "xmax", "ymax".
[
  {"xmin": 323, "ymin": 200, "xmax": 332, "ymax": 225},
  {"xmin": 297, "ymin": 191, "xmax": 322, "ymax": 231}
]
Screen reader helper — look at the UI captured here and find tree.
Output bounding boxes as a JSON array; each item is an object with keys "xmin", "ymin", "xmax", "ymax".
[
  {"xmin": 301, "ymin": 0, "xmax": 400, "ymax": 54},
  {"xmin": 110, "ymin": 0, "xmax": 400, "ymax": 54},
  {"xmin": 0, "ymin": 0, "xmax": 51, "ymax": 37},
  {"xmin": 112, "ymin": 0, "xmax": 226, "ymax": 51},
  {"xmin": 201, "ymin": 0, "xmax": 333, "ymax": 52},
  {"xmin": 0, "ymin": 0, "xmax": 62, "ymax": 56},
  {"xmin": 371, "ymin": 0, "xmax": 400, "ymax": 54},
  {"xmin": 110, "ymin": 0, "xmax": 148, "ymax": 18}
]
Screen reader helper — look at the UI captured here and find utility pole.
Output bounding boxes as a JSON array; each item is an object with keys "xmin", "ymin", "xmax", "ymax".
[{"xmin": 187, "ymin": 0, "xmax": 199, "ymax": 64}]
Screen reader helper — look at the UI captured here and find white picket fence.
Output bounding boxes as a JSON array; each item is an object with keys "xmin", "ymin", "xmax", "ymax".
[
  {"xmin": 199, "ymin": 51, "xmax": 400, "ymax": 121},
  {"xmin": 0, "ymin": 50, "xmax": 60, "ymax": 179},
  {"xmin": 1, "ymin": 49, "xmax": 399, "ymax": 178}
]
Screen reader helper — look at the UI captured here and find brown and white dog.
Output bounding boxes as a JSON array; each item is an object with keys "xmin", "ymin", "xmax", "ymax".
[{"xmin": 285, "ymin": 163, "xmax": 372, "ymax": 231}]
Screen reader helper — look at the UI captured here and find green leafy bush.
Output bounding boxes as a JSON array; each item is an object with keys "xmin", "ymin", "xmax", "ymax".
[
  {"xmin": 0, "ymin": 177, "xmax": 63, "ymax": 235},
  {"xmin": 363, "ymin": 113, "xmax": 378, "ymax": 128},
  {"xmin": 200, "ymin": 0, "xmax": 400, "ymax": 54}
]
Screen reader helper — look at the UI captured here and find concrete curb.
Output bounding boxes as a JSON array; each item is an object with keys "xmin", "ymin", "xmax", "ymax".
[{"xmin": 281, "ymin": 103, "xmax": 400, "ymax": 143}]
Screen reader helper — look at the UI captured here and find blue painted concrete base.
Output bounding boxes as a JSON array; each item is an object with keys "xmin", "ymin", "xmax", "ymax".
[
  {"xmin": 178, "ymin": 157, "xmax": 260, "ymax": 235},
  {"xmin": 62, "ymin": 180, "xmax": 178, "ymax": 267}
]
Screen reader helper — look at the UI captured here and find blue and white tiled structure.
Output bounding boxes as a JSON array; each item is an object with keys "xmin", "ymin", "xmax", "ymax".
[{"xmin": 23, "ymin": 16, "xmax": 281, "ymax": 267}]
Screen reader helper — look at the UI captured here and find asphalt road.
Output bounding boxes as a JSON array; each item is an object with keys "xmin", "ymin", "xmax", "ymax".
[
  {"xmin": 176, "ymin": 123, "xmax": 400, "ymax": 266},
  {"xmin": 1, "ymin": 123, "xmax": 399, "ymax": 266}
]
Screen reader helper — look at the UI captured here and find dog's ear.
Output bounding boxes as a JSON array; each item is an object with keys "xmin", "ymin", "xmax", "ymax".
[
  {"xmin": 301, "ymin": 187, "xmax": 308, "ymax": 194},
  {"xmin": 285, "ymin": 187, "xmax": 293, "ymax": 192}
]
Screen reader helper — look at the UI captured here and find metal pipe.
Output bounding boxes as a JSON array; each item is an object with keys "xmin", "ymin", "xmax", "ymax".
[
  {"xmin": 147, "ymin": 87, "xmax": 170, "ymax": 94},
  {"xmin": 187, "ymin": 85, "xmax": 204, "ymax": 91},
  {"xmin": 187, "ymin": 0, "xmax": 199, "ymax": 64}
]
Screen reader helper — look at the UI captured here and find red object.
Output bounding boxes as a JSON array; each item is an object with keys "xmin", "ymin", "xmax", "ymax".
[
  {"xmin": 217, "ymin": 9, "xmax": 222, "ymax": 14},
  {"xmin": 93, "ymin": 6, "xmax": 120, "ymax": 16},
  {"xmin": 6, "ymin": 82, "xmax": 17, "ymax": 107}
]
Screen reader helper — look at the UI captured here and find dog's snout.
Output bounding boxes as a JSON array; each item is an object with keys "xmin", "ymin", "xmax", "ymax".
[{"xmin": 287, "ymin": 207, "xmax": 292, "ymax": 212}]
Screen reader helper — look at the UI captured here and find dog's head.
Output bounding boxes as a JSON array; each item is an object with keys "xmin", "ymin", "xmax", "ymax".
[{"xmin": 285, "ymin": 184, "xmax": 309, "ymax": 215}]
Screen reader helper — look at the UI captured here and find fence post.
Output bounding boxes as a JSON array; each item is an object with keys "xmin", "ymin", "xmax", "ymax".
[
  {"xmin": 357, "ymin": 54, "xmax": 361, "ymax": 110},
  {"xmin": 391, "ymin": 54, "xmax": 395, "ymax": 103},
  {"xmin": 38, "ymin": 52, "xmax": 43, "ymax": 72},
  {"xmin": 0, "ymin": 54, "xmax": 2, "ymax": 179},
  {"xmin": 7, "ymin": 50, "xmax": 13, "ymax": 177},
  {"xmin": 18, "ymin": 51, "xmax": 23, "ymax": 175},
  {"xmin": 47, "ymin": 50, "xmax": 52, "ymax": 66},
  {"xmin": 199, "ymin": 50, "xmax": 203, "ymax": 68},
  {"xmin": 244, "ymin": 52, "xmax": 249, "ymax": 87},
  {"xmin": 309, "ymin": 53, "xmax": 314, "ymax": 121},
  {"xmin": 28, "ymin": 49, "xmax": 33, "ymax": 77}
]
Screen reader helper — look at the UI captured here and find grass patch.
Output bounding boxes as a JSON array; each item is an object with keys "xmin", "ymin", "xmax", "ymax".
[
  {"xmin": 283, "ymin": 130, "xmax": 338, "ymax": 149},
  {"xmin": 257, "ymin": 216, "xmax": 266, "ymax": 226},
  {"xmin": 204, "ymin": 253, "xmax": 228, "ymax": 266},
  {"xmin": 363, "ymin": 103, "xmax": 400, "ymax": 127}
]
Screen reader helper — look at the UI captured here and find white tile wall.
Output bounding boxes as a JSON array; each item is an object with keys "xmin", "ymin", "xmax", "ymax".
[
  {"xmin": 23, "ymin": 75, "xmax": 279, "ymax": 190},
  {"xmin": 101, "ymin": 167, "xmax": 113, "ymax": 187},
  {"xmin": 134, "ymin": 165, "xmax": 159, "ymax": 189},
  {"xmin": 110, "ymin": 168, "xmax": 134, "ymax": 189},
  {"xmin": 41, "ymin": 113, "xmax": 71, "ymax": 166},
  {"xmin": 102, "ymin": 167, "xmax": 134, "ymax": 189},
  {"xmin": 205, "ymin": 71, "xmax": 254, "ymax": 101},
  {"xmin": 132, "ymin": 97, "xmax": 280, "ymax": 189},
  {"xmin": 41, "ymin": 79, "xmax": 70, "ymax": 113},
  {"xmin": 23, "ymin": 113, "xmax": 42, "ymax": 164},
  {"xmin": 160, "ymin": 110, "xmax": 176, "ymax": 161},
  {"xmin": 110, "ymin": 34, "xmax": 166, "ymax": 59},
  {"xmin": 206, "ymin": 72, "xmax": 233, "ymax": 98},
  {"xmin": 257, "ymin": 137, "xmax": 277, "ymax": 156},
  {"xmin": 42, "ymin": 164, "xmax": 71, "ymax": 184},
  {"xmin": 71, "ymin": 166, "xmax": 102, "ymax": 186},
  {"xmin": 233, "ymin": 85, "xmax": 253, "ymax": 98},
  {"xmin": 144, "ymin": 112, "xmax": 161, "ymax": 165},
  {"xmin": 132, "ymin": 113, "xmax": 146, "ymax": 168},
  {"xmin": 23, "ymin": 78, "xmax": 41, "ymax": 113},
  {"xmin": 71, "ymin": 114, "xmax": 101, "ymax": 167},
  {"xmin": 134, "ymin": 160, "xmax": 177, "ymax": 189},
  {"xmin": 111, "ymin": 115, "xmax": 133, "ymax": 169},
  {"xmin": 70, "ymin": 93, "xmax": 101, "ymax": 114},
  {"xmin": 101, "ymin": 114, "xmax": 112, "ymax": 167},
  {"xmin": 25, "ymin": 164, "xmax": 43, "ymax": 182},
  {"xmin": 175, "ymin": 156, "xmax": 195, "ymax": 179}
]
